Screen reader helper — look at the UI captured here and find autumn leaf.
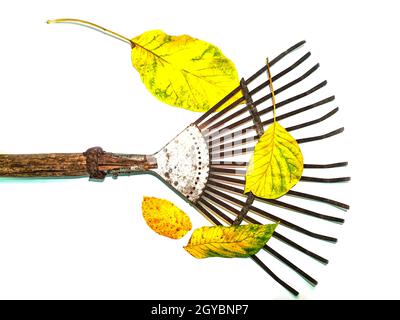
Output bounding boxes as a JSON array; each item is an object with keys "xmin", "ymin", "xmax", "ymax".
[
  {"xmin": 131, "ymin": 30, "xmax": 239, "ymax": 112},
  {"xmin": 47, "ymin": 19, "xmax": 239, "ymax": 112},
  {"xmin": 184, "ymin": 224, "xmax": 277, "ymax": 259},
  {"xmin": 142, "ymin": 196, "xmax": 192, "ymax": 239},
  {"xmin": 245, "ymin": 122, "xmax": 303, "ymax": 199},
  {"xmin": 245, "ymin": 60, "xmax": 303, "ymax": 199}
]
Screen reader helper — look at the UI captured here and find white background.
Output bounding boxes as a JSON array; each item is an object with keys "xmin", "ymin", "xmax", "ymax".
[{"xmin": 0, "ymin": 0, "xmax": 398, "ymax": 300}]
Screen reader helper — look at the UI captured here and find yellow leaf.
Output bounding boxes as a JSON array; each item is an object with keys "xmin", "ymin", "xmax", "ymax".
[
  {"xmin": 184, "ymin": 224, "xmax": 277, "ymax": 259},
  {"xmin": 131, "ymin": 30, "xmax": 239, "ymax": 112},
  {"xmin": 142, "ymin": 196, "xmax": 192, "ymax": 239},
  {"xmin": 47, "ymin": 19, "xmax": 239, "ymax": 112},
  {"xmin": 245, "ymin": 122, "xmax": 303, "ymax": 199}
]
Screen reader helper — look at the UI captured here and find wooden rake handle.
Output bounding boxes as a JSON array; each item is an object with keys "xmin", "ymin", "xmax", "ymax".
[{"xmin": 0, "ymin": 147, "xmax": 156, "ymax": 180}]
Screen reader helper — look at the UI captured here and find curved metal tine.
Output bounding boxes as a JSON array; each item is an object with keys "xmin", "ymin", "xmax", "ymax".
[
  {"xmin": 205, "ymin": 180, "xmax": 344, "ymax": 223},
  {"xmin": 202, "ymin": 52, "xmax": 313, "ymax": 131},
  {"xmin": 208, "ymin": 161, "xmax": 347, "ymax": 175},
  {"xmin": 202, "ymin": 186, "xmax": 337, "ymax": 242},
  {"xmin": 287, "ymin": 190, "xmax": 349, "ymax": 210},
  {"xmin": 195, "ymin": 41, "xmax": 306, "ymax": 126},
  {"xmin": 207, "ymin": 173, "xmax": 349, "ymax": 210},
  {"xmin": 297, "ymin": 127, "xmax": 344, "ymax": 144},
  {"xmin": 210, "ymin": 161, "xmax": 348, "ymax": 170},
  {"xmin": 286, "ymin": 107, "xmax": 339, "ymax": 132},
  {"xmin": 193, "ymin": 201, "xmax": 299, "ymax": 295},
  {"xmin": 207, "ymin": 175, "xmax": 348, "ymax": 213},
  {"xmin": 205, "ymin": 165, "xmax": 350, "ymax": 210},
  {"xmin": 210, "ymin": 147, "xmax": 255, "ymax": 160},
  {"xmin": 304, "ymin": 162, "xmax": 348, "ymax": 169},
  {"xmin": 200, "ymin": 187, "xmax": 328, "ymax": 264},
  {"xmin": 209, "ymin": 167, "xmax": 247, "ymax": 175},
  {"xmin": 301, "ymin": 176, "xmax": 351, "ymax": 183},
  {"xmin": 204, "ymin": 62, "xmax": 320, "ymax": 135},
  {"xmin": 207, "ymin": 83, "xmax": 331, "ymax": 147},
  {"xmin": 209, "ymin": 103, "xmax": 337, "ymax": 153},
  {"xmin": 210, "ymin": 162, "xmax": 347, "ymax": 177},
  {"xmin": 198, "ymin": 198, "xmax": 318, "ymax": 286},
  {"xmin": 210, "ymin": 126, "xmax": 345, "ymax": 158}
]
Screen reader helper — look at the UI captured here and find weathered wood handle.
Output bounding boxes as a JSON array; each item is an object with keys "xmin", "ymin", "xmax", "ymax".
[{"xmin": 0, "ymin": 147, "xmax": 157, "ymax": 180}]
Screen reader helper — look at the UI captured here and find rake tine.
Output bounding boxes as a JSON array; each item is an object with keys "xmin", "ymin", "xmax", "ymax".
[
  {"xmin": 204, "ymin": 62, "xmax": 320, "ymax": 133},
  {"xmin": 203, "ymin": 52, "xmax": 313, "ymax": 131},
  {"xmin": 297, "ymin": 127, "xmax": 344, "ymax": 144},
  {"xmin": 209, "ymin": 174, "xmax": 245, "ymax": 185},
  {"xmin": 253, "ymin": 63, "xmax": 320, "ymax": 110},
  {"xmin": 209, "ymin": 137, "xmax": 256, "ymax": 154},
  {"xmin": 207, "ymin": 92, "xmax": 334, "ymax": 149},
  {"xmin": 301, "ymin": 176, "xmax": 351, "ymax": 183},
  {"xmin": 304, "ymin": 162, "xmax": 348, "ymax": 169},
  {"xmin": 286, "ymin": 107, "xmax": 339, "ymax": 132},
  {"xmin": 209, "ymin": 102, "xmax": 337, "ymax": 153},
  {"xmin": 203, "ymin": 188, "xmax": 337, "ymax": 242},
  {"xmin": 210, "ymin": 161, "xmax": 347, "ymax": 170},
  {"xmin": 194, "ymin": 86, "xmax": 243, "ymax": 126},
  {"xmin": 210, "ymin": 161, "xmax": 248, "ymax": 167},
  {"xmin": 194, "ymin": 201, "xmax": 299, "ymax": 295},
  {"xmin": 207, "ymin": 177, "xmax": 348, "ymax": 218},
  {"xmin": 207, "ymin": 179, "xmax": 245, "ymax": 192},
  {"xmin": 260, "ymin": 95, "xmax": 334, "ymax": 127},
  {"xmin": 193, "ymin": 201, "xmax": 222, "ymax": 226},
  {"xmin": 210, "ymin": 148, "xmax": 255, "ymax": 160},
  {"xmin": 250, "ymin": 204, "xmax": 337, "ymax": 242},
  {"xmin": 260, "ymin": 80, "xmax": 328, "ymax": 115},
  {"xmin": 207, "ymin": 178, "xmax": 349, "ymax": 210},
  {"xmin": 247, "ymin": 40, "xmax": 306, "ymax": 82},
  {"xmin": 198, "ymin": 199, "xmax": 318, "ymax": 286},
  {"xmin": 273, "ymin": 232, "xmax": 329, "ymax": 264},
  {"xmin": 257, "ymin": 198, "xmax": 344, "ymax": 224},
  {"xmin": 246, "ymin": 215, "xmax": 329, "ymax": 265},
  {"xmin": 210, "ymin": 126, "xmax": 345, "ymax": 158},
  {"xmin": 209, "ymin": 167, "xmax": 247, "ymax": 175},
  {"xmin": 209, "ymin": 161, "xmax": 347, "ymax": 175},
  {"xmin": 201, "ymin": 185, "xmax": 329, "ymax": 263},
  {"xmin": 263, "ymin": 245, "xmax": 318, "ymax": 286},
  {"xmin": 206, "ymin": 180, "xmax": 344, "ymax": 223},
  {"xmin": 286, "ymin": 190, "xmax": 349, "ymax": 210},
  {"xmin": 196, "ymin": 41, "xmax": 307, "ymax": 127},
  {"xmin": 237, "ymin": 206, "xmax": 329, "ymax": 264},
  {"xmin": 251, "ymin": 256, "xmax": 299, "ymax": 296}
]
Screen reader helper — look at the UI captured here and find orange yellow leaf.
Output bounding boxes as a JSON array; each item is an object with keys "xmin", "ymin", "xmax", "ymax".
[{"xmin": 142, "ymin": 196, "xmax": 192, "ymax": 239}]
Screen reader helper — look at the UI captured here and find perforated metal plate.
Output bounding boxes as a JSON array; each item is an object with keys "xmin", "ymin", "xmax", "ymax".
[{"xmin": 151, "ymin": 124, "xmax": 209, "ymax": 202}]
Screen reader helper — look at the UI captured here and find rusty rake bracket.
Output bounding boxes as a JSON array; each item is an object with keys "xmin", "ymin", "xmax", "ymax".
[{"xmin": 233, "ymin": 79, "xmax": 265, "ymax": 225}]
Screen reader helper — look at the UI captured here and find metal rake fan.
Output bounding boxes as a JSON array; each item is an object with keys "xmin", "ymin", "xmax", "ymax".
[{"xmin": 0, "ymin": 41, "xmax": 349, "ymax": 295}]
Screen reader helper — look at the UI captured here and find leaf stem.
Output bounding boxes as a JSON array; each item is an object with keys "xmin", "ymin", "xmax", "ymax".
[
  {"xmin": 266, "ymin": 58, "xmax": 277, "ymax": 121},
  {"xmin": 47, "ymin": 18, "xmax": 135, "ymax": 47}
]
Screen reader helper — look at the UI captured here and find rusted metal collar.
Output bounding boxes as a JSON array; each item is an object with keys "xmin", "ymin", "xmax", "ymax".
[{"xmin": 84, "ymin": 147, "xmax": 106, "ymax": 180}]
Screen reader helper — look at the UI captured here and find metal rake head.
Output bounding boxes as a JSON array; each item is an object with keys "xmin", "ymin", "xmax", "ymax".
[{"xmin": 146, "ymin": 41, "xmax": 350, "ymax": 295}]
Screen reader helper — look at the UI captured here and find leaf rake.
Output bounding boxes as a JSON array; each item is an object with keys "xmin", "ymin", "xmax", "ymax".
[{"xmin": 0, "ymin": 41, "xmax": 349, "ymax": 295}]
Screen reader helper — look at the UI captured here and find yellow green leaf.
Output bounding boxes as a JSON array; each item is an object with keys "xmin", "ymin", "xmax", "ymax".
[
  {"xmin": 245, "ymin": 122, "xmax": 303, "ymax": 199},
  {"xmin": 184, "ymin": 224, "xmax": 277, "ymax": 259},
  {"xmin": 142, "ymin": 196, "xmax": 192, "ymax": 239},
  {"xmin": 131, "ymin": 30, "xmax": 239, "ymax": 112},
  {"xmin": 47, "ymin": 19, "xmax": 239, "ymax": 112}
]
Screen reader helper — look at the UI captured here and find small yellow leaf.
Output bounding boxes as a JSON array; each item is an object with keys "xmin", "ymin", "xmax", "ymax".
[
  {"xmin": 245, "ymin": 122, "xmax": 303, "ymax": 199},
  {"xmin": 184, "ymin": 224, "xmax": 277, "ymax": 259},
  {"xmin": 142, "ymin": 196, "xmax": 192, "ymax": 239},
  {"xmin": 131, "ymin": 30, "xmax": 239, "ymax": 112}
]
